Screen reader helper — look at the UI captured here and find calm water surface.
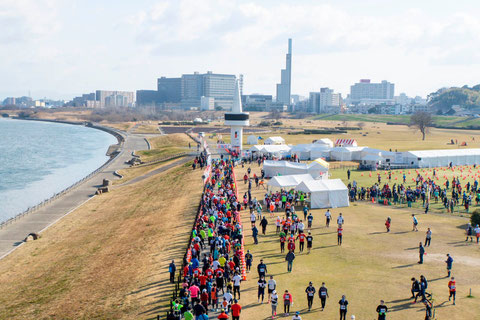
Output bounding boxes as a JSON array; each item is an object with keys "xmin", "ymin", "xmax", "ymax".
[{"xmin": 0, "ymin": 118, "xmax": 117, "ymax": 223}]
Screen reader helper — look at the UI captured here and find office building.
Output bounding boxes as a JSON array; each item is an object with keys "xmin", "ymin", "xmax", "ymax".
[
  {"xmin": 349, "ymin": 79, "xmax": 394, "ymax": 104},
  {"xmin": 276, "ymin": 38, "xmax": 292, "ymax": 105},
  {"xmin": 242, "ymin": 94, "xmax": 273, "ymax": 111},
  {"xmin": 309, "ymin": 88, "xmax": 342, "ymax": 113},
  {"xmin": 203, "ymin": 72, "xmax": 236, "ymax": 110},
  {"xmin": 96, "ymin": 90, "xmax": 135, "ymax": 108},
  {"xmin": 158, "ymin": 77, "xmax": 182, "ymax": 103},
  {"xmin": 200, "ymin": 96, "xmax": 215, "ymax": 111}
]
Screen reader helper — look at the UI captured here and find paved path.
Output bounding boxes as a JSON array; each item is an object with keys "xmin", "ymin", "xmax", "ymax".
[{"xmin": 0, "ymin": 129, "xmax": 148, "ymax": 259}]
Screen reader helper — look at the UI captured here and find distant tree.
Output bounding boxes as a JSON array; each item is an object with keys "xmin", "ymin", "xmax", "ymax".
[
  {"xmin": 410, "ymin": 111, "xmax": 432, "ymax": 140},
  {"xmin": 214, "ymin": 106, "xmax": 223, "ymax": 111},
  {"xmin": 269, "ymin": 109, "xmax": 281, "ymax": 120}
]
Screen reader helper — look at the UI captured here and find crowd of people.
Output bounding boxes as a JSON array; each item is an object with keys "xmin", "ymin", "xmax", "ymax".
[
  {"xmin": 346, "ymin": 171, "xmax": 480, "ymax": 214},
  {"xmin": 169, "ymin": 157, "xmax": 474, "ymax": 320},
  {"xmin": 169, "ymin": 158, "xmax": 247, "ymax": 320}
]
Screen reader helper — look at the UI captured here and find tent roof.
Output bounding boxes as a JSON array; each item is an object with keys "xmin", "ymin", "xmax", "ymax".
[
  {"xmin": 314, "ymin": 138, "xmax": 334, "ymax": 146},
  {"xmin": 309, "ymin": 158, "xmax": 330, "ymax": 169},
  {"xmin": 331, "ymin": 146, "xmax": 365, "ymax": 152},
  {"xmin": 250, "ymin": 145, "xmax": 292, "ymax": 153},
  {"xmin": 268, "ymin": 174, "xmax": 315, "ymax": 188},
  {"xmin": 407, "ymin": 148, "xmax": 480, "ymax": 158},
  {"xmin": 295, "ymin": 179, "xmax": 347, "ymax": 192},
  {"xmin": 263, "ymin": 160, "xmax": 307, "ymax": 169},
  {"xmin": 265, "ymin": 136, "xmax": 285, "ymax": 142}
]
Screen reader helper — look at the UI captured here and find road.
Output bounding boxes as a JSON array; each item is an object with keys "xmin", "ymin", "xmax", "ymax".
[{"xmin": 0, "ymin": 129, "xmax": 150, "ymax": 259}]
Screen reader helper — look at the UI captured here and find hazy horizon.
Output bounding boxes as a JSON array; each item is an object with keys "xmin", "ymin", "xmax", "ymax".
[{"xmin": 1, "ymin": 0, "xmax": 480, "ymax": 100}]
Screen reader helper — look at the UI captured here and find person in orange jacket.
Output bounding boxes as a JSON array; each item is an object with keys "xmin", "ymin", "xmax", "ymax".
[{"xmin": 283, "ymin": 290, "xmax": 293, "ymax": 316}]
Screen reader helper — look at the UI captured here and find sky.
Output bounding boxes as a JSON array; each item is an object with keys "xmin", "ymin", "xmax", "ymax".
[{"xmin": 1, "ymin": 0, "xmax": 480, "ymax": 100}]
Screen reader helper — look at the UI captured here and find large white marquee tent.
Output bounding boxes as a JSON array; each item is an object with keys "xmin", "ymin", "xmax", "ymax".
[
  {"xmin": 295, "ymin": 179, "xmax": 349, "ymax": 209},
  {"xmin": 404, "ymin": 149, "xmax": 480, "ymax": 168},
  {"xmin": 263, "ymin": 158, "xmax": 329, "ymax": 179},
  {"xmin": 267, "ymin": 174, "xmax": 315, "ymax": 189}
]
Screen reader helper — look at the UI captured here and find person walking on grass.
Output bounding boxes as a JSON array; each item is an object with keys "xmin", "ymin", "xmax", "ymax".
[
  {"xmin": 319, "ymin": 282, "xmax": 329, "ymax": 311},
  {"xmin": 257, "ymin": 260, "xmax": 267, "ymax": 279},
  {"xmin": 446, "ymin": 254, "xmax": 454, "ymax": 277},
  {"xmin": 424, "ymin": 300, "xmax": 433, "ymax": 320},
  {"xmin": 337, "ymin": 213, "xmax": 344, "ymax": 227},
  {"xmin": 285, "ymin": 250, "xmax": 296, "ymax": 272},
  {"xmin": 297, "ymin": 231, "xmax": 306, "ymax": 252},
  {"xmin": 252, "ymin": 225, "xmax": 259, "ymax": 245},
  {"xmin": 270, "ymin": 290, "xmax": 278, "ymax": 319},
  {"xmin": 283, "ymin": 290, "xmax": 293, "ymax": 316},
  {"xmin": 307, "ymin": 212, "xmax": 313, "ymax": 229},
  {"xmin": 292, "ymin": 311, "xmax": 302, "ymax": 320},
  {"xmin": 337, "ymin": 225, "xmax": 343, "ymax": 245},
  {"xmin": 305, "ymin": 282, "xmax": 316, "ymax": 311},
  {"xmin": 303, "ymin": 205, "xmax": 309, "ymax": 220},
  {"xmin": 338, "ymin": 295, "xmax": 349, "ymax": 320},
  {"xmin": 385, "ymin": 217, "xmax": 391, "ymax": 232},
  {"xmin": 475, "ymin": 224, "xmax": 480, "ymax": 243},
  {"xmin": 466, "ymin": 223, "xmax": 474, "ymax": 242},
  {"xmin": 245, "ymin": 250, "xmax": 252, "ymax": 272},
  {"xmin": 412, "ymin": 214, "xmax": 418, "ymax": 232},
  {"xmin": 306, "ymin": 232, "xmax": 313, "ymax": 254},
  {"xmin": 267, "ymin": 276, "xmax": 277, "ymax": 301},
  {"xmin": 258, "ymin": 276, "xmax": 267, "ymax": 303},
  {"xmin": 261, "ymin": 216, "xmax": 269, "ymax": 235},
  {"xmin": 448, "ymin": 277, "xmax": 456, "ymax": 305},
  {"xmin": 169, "ymin": 260, "xmax": 176, "ymax": 283},
  {"xmin": 231, "ymin": 299, "xmax": 241, "ymax": 320},
  {"xmin": 376, "ymin": 300, "xmax": 388, "ymax": 320},
  {"xmin": 418, "ymin": 242, "xmax": 425, "ymax": 264},
  {"xmin": 425, "ymin": 228, "xmax": 432, "ymax": 247},
  {"xmin": 325, "ymin": 209, "xmax": 331, "ymax": 227},
  {"xmin": 232, "ymin": 273, "xmax": 242, "ymax": 300}
]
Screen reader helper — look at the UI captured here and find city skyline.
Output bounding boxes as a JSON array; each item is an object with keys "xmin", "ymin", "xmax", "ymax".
[{"xmin": 1, "ymin": 0, "xmax": 480, "ymax": 100}]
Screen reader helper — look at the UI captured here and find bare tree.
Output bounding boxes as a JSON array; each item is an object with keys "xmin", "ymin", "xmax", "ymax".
[{"xmin": 410, "ymin": 111, "xmax": 432, "ymax": 140}]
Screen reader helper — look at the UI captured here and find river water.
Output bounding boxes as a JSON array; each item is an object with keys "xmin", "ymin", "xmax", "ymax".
[{"xmin": 0, "ymin": 118, "xmax": 117, "ymax": 223}]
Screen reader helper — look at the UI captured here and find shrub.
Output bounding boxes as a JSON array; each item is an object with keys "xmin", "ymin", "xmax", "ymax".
[{"xmin": 471, "ymin": 210, "xmax": 480, "ymax": 226}]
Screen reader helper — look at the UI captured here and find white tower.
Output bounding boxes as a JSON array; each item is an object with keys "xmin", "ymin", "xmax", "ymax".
[{"xmin": 225, "ymin": 80, "xmax": 249, "ymax": 154}]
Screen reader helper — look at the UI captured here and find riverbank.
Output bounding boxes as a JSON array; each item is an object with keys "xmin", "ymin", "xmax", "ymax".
[{"xmin": 0, "ymin": 120, "xmax": 149, "ymax": 259}]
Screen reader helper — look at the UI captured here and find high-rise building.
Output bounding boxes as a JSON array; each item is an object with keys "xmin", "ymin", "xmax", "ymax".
[
  {"xmin": 276, "ymin": 38, "xmax": 292, "ymax": 105},
  {"xmin": 95, "ymin": 90, "xmax": 135, "ymax": 108},
  {"xmin": 349, "ymin": 79, "xmax": 394, "ymax": 104},
  {"xmin": 158, "ymin": 77, "xmax": 182, "ymax": 103},
  {"xmin": 203, "ymin": 72, "xmax": 236, "ymax": 110},
  {"xmin": 309, "ymin": 88, "xmax": 342, "ymax": 113}
]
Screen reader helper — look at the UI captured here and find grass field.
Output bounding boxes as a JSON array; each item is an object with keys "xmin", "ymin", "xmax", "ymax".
[
  {"xmin": 330, "ymin": 165, "xmax": 480, "ymax": 216},
  {"xmin": 0, "ymin": 151, "xmax": 202, "ymax": 320},
  {"xmin": 236, "ymin": 166, "xmax": 480, "ymax": 320},
  {"xmin": 137, "ymin": 133, "xmax": 192, "ymax": 162}
]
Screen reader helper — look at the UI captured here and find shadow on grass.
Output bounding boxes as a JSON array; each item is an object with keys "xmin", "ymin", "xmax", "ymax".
[{"xmin": 392, "ymin": 263, "xmax": 417, "ymax": 269}]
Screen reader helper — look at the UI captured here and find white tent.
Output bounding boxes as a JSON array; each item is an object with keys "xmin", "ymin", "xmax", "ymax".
[
  {"xmin": 404, "ymin": 149, "xmax": 480, "ymax": 168},
  {"xmin": 296, "ymin": 179, "xmax": 349, "ymax": 209},
  {"xmin": 268, "ymin": 174, "xmax": 315, "ymax": 189},
  {"xmin": 314, "ymin": 138, "xmax": 334, "ymax": 148},
  {"xmin": 250, "ymin": 144, "xmax": 292, "ymax": 156},
  {"xmin": 263, "ymin": 158, "xmax": 329, "ymax": 179},
  {"xmin": 330, "ymin": 146, "xmax": 365, "ymax": 161},
  {"xmin": 290, "ymin": 144, "xmax": 332, "ymax": 160},
  {"xmin": 247, "ymin": 135, "xmax": 258, "ymax": 145},
  {"xmin": 264, "ymin": 136, "xmax": 285, "ymax": 145}
]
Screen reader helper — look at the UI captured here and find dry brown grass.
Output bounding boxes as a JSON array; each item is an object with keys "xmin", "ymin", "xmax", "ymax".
[
  {"xmin": 138, "ymin": 134, "xmax": 193, "ymax": 162},
  {"xmin": 0, "ymin": 162, "xmax": 202, "ymax": 320}
]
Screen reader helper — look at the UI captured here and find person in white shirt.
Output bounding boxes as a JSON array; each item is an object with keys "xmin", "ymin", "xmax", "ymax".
[
  {"xmin": 233, "ymin": 273, "xmax": 242, "ymax": 300},
  {"xmin": 325, "ymin": 210, "xmax": 332, "ymax": 227},
  {"xmin": 337, "ymin": 213, "xmax": 344, "ymax": 226},
  {"xmin": 292, "ymin": 311, "xmax": 302, "ymax": 320},
  {"xmin": 224, "ymin": 289, "xmax": 233, "ymax": 306},
  {"xmin": 212, "ymin": 260, "xmax": 220, "ymax": 271},
  {"xmin": 270, "ymin": 290, "xmax": 279, "ymax": 318},
  {"xmin": 251, "ymin": 212, "xmax": 256, "ymax": 227},
  {"xmin": 297, "ymin": 221, "xmax": 305, "ymax": 233},
  {"xmin": 267, "ymin": 276, "xmax": 277, "ymax": 301}
]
